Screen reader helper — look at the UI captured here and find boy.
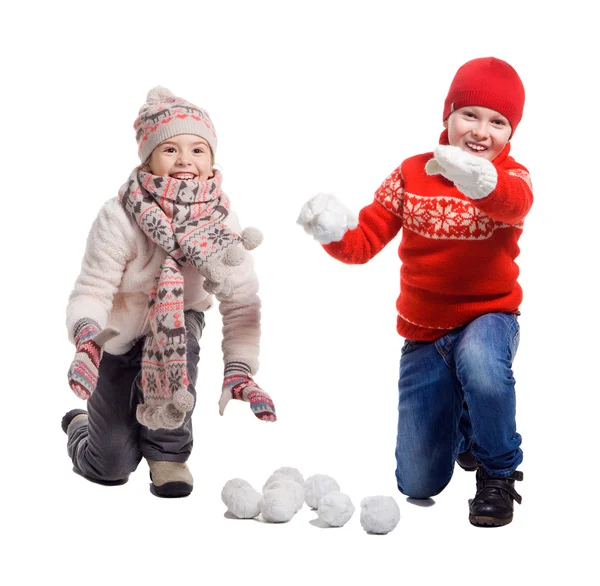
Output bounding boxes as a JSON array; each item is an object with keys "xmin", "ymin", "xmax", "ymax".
[{"xmin": 298, "ymin": 57, "xmax": 532, "ymax": 526}]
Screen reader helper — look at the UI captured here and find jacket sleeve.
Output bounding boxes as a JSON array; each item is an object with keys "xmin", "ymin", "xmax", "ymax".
[
  {"xmin": 472, "ymin": 164, "xmax": 533, "ymax": 225},
  {"xmin": 66, "ymin": 199, "xmax": 135, "ymax": 343},
  {"xmin": 323, "ymin": 167, "xmax": 404, "ymax": 263},
  {"xmin": 217, "ymin": 211, "xmax": 261, "ymax": 375}
]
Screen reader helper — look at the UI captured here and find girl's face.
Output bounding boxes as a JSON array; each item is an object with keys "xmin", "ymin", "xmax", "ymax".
[
  {"xmin": 147, "ymin": 134, "xmax": 213, "ymax": 181},
  {"xmin": 445, "ymin": 106, "xmax": 512, "ymax": 161}
]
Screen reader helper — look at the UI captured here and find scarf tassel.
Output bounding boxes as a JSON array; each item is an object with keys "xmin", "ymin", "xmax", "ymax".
[{"xmin": 136, "ymin": 390, "xmax": 193, "ymax": 430}]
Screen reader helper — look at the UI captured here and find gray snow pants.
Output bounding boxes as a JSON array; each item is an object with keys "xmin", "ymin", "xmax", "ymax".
[{"xmin": 66, "ymin": 310, "xmax": 205, "ymax": 484}]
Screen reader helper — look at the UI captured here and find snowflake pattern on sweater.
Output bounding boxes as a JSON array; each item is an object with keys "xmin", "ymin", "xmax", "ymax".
[
  {"xmin": 324, "ymin": 146, "xmax": 533, "ymax": 341},
  {"xmin": 401, "ymin": 193, "xmax": 522, "ymax": 240},
  {"xmin": 375, "ymin": 168, "xmax": 404, "ymax": 217},
  {"xmin": 374, "ymin": 166, "xmax": 527, "ymax": 240}
]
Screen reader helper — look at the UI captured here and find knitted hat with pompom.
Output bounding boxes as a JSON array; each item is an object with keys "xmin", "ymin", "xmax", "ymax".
[
  {"xmin": 134, "ymin": 87, "xmax": 217, "ymax": 162},
  {"xmin": 443, "ymin": 57, "xmax": 525, "ymax": 136}
]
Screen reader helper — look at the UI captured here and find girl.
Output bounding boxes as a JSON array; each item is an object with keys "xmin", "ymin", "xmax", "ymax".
[{"xmin": 63, "ymin": 87, "xmax": 276, "ymax": 498}]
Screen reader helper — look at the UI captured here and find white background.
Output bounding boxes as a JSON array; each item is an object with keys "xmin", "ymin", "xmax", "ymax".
[{"xmin": 2, "ymin": 1, "xmax": 598, "ymax": 584}]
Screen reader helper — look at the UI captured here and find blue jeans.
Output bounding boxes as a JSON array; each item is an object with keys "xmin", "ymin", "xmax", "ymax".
[{"xmin": 395, "ymin": 312, "xmax": 522, "ymax": 499}]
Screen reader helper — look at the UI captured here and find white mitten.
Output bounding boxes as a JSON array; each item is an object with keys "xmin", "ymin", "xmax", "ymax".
[
  {"xmin": 296, "ymin": 193, "xmax": 358, "ymax": 244},
  {"xmin": 425, "ymin": 145, "xmax": 497, "ymax": 200}
]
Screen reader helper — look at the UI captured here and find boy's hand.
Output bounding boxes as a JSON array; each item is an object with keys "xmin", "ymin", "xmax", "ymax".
[
  {"xmin": 219, "ymin": 371, "xmax": 276, "ymax": 422},
  {"xmin": 297, "ymin": 193, "xmax": 358, "ymax": 244},
  {"xmin": 67, "ymin": 320, "xmax": 120, "ymax": 400},
  {"xmin": 425, "ymin": 145, "xmax": 498, "ymax": 200}
]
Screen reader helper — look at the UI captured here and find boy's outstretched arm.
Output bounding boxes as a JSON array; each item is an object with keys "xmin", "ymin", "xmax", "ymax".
[
  {"xmin": 297, "ymin": 170, "xmax": 404, "ymax": 264},
  {"xmin": 426, "ymin": 145, "xmax": 533, "ymax": 225}
]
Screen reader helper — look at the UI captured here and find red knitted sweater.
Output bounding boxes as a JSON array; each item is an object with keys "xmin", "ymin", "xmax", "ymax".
[{"xmin": 323, "ymin": 143, "xmax": 533, "ymax": 341}]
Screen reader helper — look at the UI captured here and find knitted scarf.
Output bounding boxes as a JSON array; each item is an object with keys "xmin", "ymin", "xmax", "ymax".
[{"xmin": 119, "ymin": 168, "xmax": 240, "ymax": 430}]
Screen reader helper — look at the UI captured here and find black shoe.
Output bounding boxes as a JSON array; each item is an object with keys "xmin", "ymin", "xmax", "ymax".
[
  {"xmin": 456, "ymin": 450, "xmax": 478, "ymax": 471},
  {"xmin": 61, "ymin": 409, "xmax": 88, "ymax": 434},
  {"xmin": 469, "ymin": 466, "xmax": 523, "ymax": 527}
]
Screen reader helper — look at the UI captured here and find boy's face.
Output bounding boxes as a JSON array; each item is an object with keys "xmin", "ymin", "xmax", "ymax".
[
  {"xmin": 147, "ymin": 134, "xmax": 213, "ymax": 181},
  {"xmin": 444, "ymin": 106, "xmax": 512, "ymax": 161}
]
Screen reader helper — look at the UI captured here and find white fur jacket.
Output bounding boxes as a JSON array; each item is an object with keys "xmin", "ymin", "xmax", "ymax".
[{"xmin": 67, "ymin": 197, "xmax": 261, "ymax": 374}]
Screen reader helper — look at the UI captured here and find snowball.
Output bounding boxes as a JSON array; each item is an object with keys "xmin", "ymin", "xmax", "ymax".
[
  {"xmin": 270, "ymin": 466, "xmax": 305, "ymax": 486},
  {"xmin": 221, "ymin": 478, "xmax": 252, "ymax": 505},
  {"xmin": 261, "ymin": 487, "xmax": 297, "ymax": 523},
  {"xmin": 317, "ymin": 491, "xmax": 355, "ymax": 527},
  {"xmin": 226, "ymin": 485, "xmax": 263, "ymax": 519},
  {"xmin": 304, "ymin": 474, "xmax": 340, "ymax": 509},
  {"xmin": 262, "ymin": 472, "xmax": 293, "ymax": 492},
  {"xmin": 263, "ymin": 478, "xmax": 304, "ymax": 512},
  {"xmin": 360, "ymin": 496, "xmax": 400, "ymax": 534}
]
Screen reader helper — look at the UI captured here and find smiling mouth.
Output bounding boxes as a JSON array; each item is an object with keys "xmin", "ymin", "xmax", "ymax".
[
  {"xmin": 466, "ymin": 142, "xmax": 487, "ymax": 152},
  {"xmin": 170, "ymin": 173, "xmax": 197, "ymax": 180}
]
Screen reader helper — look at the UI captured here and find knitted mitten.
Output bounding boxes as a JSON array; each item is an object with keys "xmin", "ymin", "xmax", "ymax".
[
  {"xmin": 425, "ymin": 145, "xmax": 498, "ymax": 200},
  {"xmin": 219, "ymin": 364, "xmax": 276, "ymax": 421},
  {"xmin": 67, "ymin": 319, "xmax": 119, "ymax": 400}
]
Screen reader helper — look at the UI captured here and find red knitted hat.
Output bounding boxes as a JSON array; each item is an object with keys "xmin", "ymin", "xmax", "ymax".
[{"xmin": 443, "ymin": 57, "xmax": 525, "ymax": 134}]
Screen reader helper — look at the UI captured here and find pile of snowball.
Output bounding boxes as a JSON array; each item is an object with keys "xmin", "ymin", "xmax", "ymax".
[{"xmin": 221, "ymin": 466, "xmax": 400, "ymax": 534}]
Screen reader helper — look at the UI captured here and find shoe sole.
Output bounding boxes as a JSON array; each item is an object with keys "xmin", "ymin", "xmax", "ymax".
[
  {"xmin": 150, "ymin": 480, "xmax": 193, "ymax": 498},
  {"xmin": 469, "ymin": 514, "xmax": 513, "ymax": 527},
  {"xmin": 457, "ymin": 462, "xmax": 477, "ymax": 472}
]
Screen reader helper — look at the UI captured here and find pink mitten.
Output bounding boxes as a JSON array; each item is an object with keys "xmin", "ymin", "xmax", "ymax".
[
  {"xmin": 67, "ymin": 319, "xmax": 119, "ymax": 400},
  {"xmin": 219, "ymin": 368, "xmax": 276, "ymax": 422}
]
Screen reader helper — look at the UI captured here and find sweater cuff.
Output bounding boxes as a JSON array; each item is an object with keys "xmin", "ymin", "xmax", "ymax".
[
  {"xmin": 73, "ymin": 318, "xmax": 101, "ymax": 346},
  {"xmin": 224, "ymin": 362, "xmax": 253, "ymax": 377}
]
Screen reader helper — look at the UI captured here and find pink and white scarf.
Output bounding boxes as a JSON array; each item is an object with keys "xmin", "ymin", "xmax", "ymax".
[{"xmin": 119, "ymin": 168, "xmax": 241, "ymax": 429}]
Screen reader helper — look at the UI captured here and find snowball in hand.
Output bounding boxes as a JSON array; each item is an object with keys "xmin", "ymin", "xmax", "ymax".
[
  {"xmin": 261, "ymin": 487, "xmax": 297, "ymax": 523},
  {"xmin": 360, "ymin": 496, "xmax": 400, "ymax": 534},
  {"xmin": 264, "ymin": 478, "xmax": 304, "ymax": 513},
  {"xmin": 304, "ymin": 474, "xmax": 340, "ymax": 509},
  {"xmin": 317, "ymin": 491, "xmax": 355, "ymax": 527}
]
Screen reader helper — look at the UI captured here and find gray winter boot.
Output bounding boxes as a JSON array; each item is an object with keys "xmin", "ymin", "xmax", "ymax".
[{"xmin": 147, "ymin": 459, "xmax": 193, "ymax": 498}]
